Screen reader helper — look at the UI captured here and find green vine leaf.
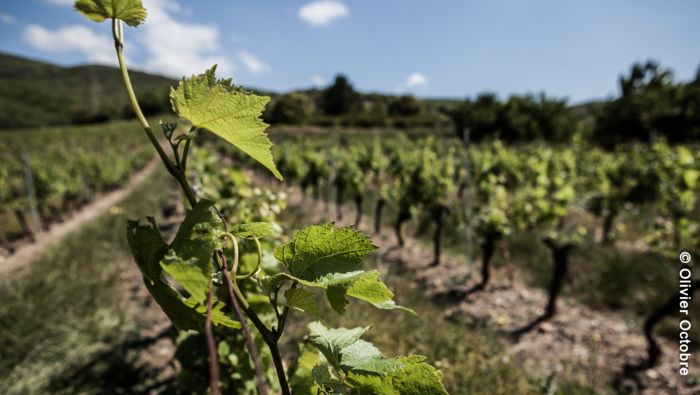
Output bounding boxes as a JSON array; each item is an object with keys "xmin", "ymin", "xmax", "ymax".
[
  {"xmin": 170, "ymin": 66, "xmax": 282, "ymax": 180},
  {"xmin": 160, "ymin": 250, "xmax": 210, "ymax": 305},
  {"xmin": 346, "ymin": 355, "xmax": 449, "ymax": 395},
  {"xmin": 306, "ymin": 322, "xmax": 447, "ymax": 394},
  {"xmin": 169, "ymin": 199, "xmax": 222, "ymax": 267},
  {"xmin": 74, "ymin": 0, "xmax": 147, "ymax": 27},
  {"xmin": 284, "ymin": 288, "xmax": 321, "ymax": 317},
  {"xmin": 267, "ymin": 224, "xmax": 413, "ymax": 314},
  {"xmin": 126, "ymin": 217, "xmax": 166, "ymax": 283},
  {"xmin": 230, "ymin": 222, "xmax": 274, "ymax": 239},
  {"xmin": 307, "ymin": 321, "xmax": 369, "ymax": 372},
  {"xmin": 289, "ymin": 344, "xmax": 323, "ymax": 393},
  {"xmin": 274, "ymin": 223, "xmax": 376, "ymax": 280},
  {"xmin": 126, "ymin": 202, "xmax": 240, "ymax": 332},
  {"xmin": 340, "ymin": 339, "xmax": 403, "ymax": 374},
  {"xmin": 324, "ymin": 270, "xmax": 416, "ymax": 315},
  {"xmin": 145, "ymin": 279, "xmax": 239, "ymax": 332}
]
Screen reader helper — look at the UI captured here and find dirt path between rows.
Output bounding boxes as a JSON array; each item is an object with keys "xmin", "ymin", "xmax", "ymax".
[
  {"xmin": 0, "ymin": 158, "xmax": 158, "ymax": 279},
  {"xmin": 277, "ymin": 182, "xmax": 699, "ymax": 395}
]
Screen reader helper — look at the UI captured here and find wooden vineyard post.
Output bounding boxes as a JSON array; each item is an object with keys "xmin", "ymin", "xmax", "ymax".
[
  {"xmin": 21, "ymin": 153, "xmax": 42, "ymax": 236},
  {"xmin": 463, "ymin": 127, "xmax": 473, "ymax": 267}
]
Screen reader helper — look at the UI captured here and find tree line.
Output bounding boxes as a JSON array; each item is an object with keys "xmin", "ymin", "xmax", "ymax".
[{"xmin": 267, "ymin": 60, "xmax": 700, "ymax": 148}]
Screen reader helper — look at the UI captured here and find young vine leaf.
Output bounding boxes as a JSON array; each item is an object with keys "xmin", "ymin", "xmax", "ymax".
[
  {"xmin": 284, "ymin": 288, "xmax": 322, "ymax": 317},
  {"xmin": 74, "ymin": 0, "xmax": 147, "ymax": 26},
  {"xmin": 307, "ymin": 321, "xmax": 372, "ymax": 372},
  {"xmin": 229, "ymin": 222, "xmax": 275, "ymax": 239},
  {"xmin": 265, "ymin": 223, "xmax": 415, "ymax": 314},
  {"xmin": 307, "ymin": 322, "xmax": 449, "ymax": 394},
  {"xmin": 170, "ymin": 66, "xmax": 283, "ymax": 180},
  {"xmin": 275, "ymin": 223, "xmax": 376, "ymax": 279},
  {"xmin": 346, "ymin": 355, "xmax": 449, "ymax": 395},
  {"xmin": 126, "ymin": 202, "xmax": 240, "ymax": 331}
]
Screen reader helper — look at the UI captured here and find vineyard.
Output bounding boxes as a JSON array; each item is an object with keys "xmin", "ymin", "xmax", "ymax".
[
  {"xmin": 1, "ymin": 0, "xmax": 699, "ymax": 394},
  {"xmin": 0, "ymin": 121, "xmax": 153, "ymax": 250}
]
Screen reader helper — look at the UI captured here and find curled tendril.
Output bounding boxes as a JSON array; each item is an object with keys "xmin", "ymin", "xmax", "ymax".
[{"xmin": 220, "ymin": 232, "xmax": 262, "ymax": 280}]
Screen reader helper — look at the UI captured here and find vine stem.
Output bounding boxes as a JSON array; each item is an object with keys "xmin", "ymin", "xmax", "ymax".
[
  {"xmin": 205, "ymin": 280, "xmax": 221, "ymax": 395},
  {"xmin": 217, "ymin": 214, "xmax": 291, "ymax": 395},
  {"xmin": 111, "ymin": 19, "xmax": 227, "ymax": 395},
  {"xmin": 218, "ymin": 251, "xmax": 271, "ymax": 395},
  {"xmin": 112, "ymin": 19, "xmax": 197, "ymax": 208},
  {"xmin": 111, "ymin": 18, "xmax": 290, "ymax": 395}
]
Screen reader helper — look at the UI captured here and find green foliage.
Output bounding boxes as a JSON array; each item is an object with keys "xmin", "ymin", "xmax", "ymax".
[
  {"xmin": 269, "ymin": 92, "xmax": 314, "ymax": 125},
  {"xmin": 230, "ymin": 222, "xmax": 275, "ymax": 239},
  {"xmin": 300, "ymin": 322, "xmax": 449, "ymax": 394},
  {"xmin": 70, "ymin": 2, "xmax": 447, "ymax": 391},
  {"xmin": 321, "ymin": 75, "xmax": 361, "ymax": 116},
  {"xmin": 388, "ymin": 95, "xmax": 422, "ymax": 117},
  {"xmin": 74, "ymin": 0, "xmax": 147, "ymax": 26},
  {"xmin": 450, "ymin": 92, "xmax": 577, "ymax": 143},
  {"xmin": 594, "ymin": 60, "xmax": 700, "ymax": 146},
  {"xmin": 267, "ymin": 223, "xmax": 414, "ymax": 314},
  {"xmin": 0, "ymin": 53, "xmax": 173, "ymax": 128},
  {"xmin": 274, "ymin": 223, "xmax": 376, "ymax": 280},
  {"xmin": 0, "ymin": 121, "xmax": 152, "ymax": 240},
  {"xmin": 126, "ymin": 203, "xmax": 240, "ymax": 332},
  {"xmin": 170, "ymin": 66, "xmax": 282, "ymax": 180}
]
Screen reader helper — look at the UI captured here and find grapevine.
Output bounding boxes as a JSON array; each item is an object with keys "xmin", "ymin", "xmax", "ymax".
[{"xmin": 73, "ymin": 1, "xmax": 448, "ymax": 394}]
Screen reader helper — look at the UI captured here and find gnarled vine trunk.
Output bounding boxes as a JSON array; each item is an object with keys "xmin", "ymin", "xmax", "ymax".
[
  {"xmin": 14, "ymin": 209, "xmax": 35, "ymax": 242},
  {"xmin": 431, "ymin": 205, "xmax": 446, "ymax": 266},
  {"xmin": 395, "ymin": 208, "xmax": 410, "ymax": 247},
  {"xmin": 628, "ymin": 278, "xmax": 699, "ymax": 372},
  {"xmin": 601, "ymin": 211, "xmax": 616, "ymax": 244},
  {"xmin": 354, "ymin": 195, "xmax": 363, "ymax": 227},
  {"xmin": 336, "ymin": 183, "xmax": 345, "ymax": 221},
  {"xmin": 543, "ymin": 240, "xmax": 573, "ymax": 319},
  {"xmin": 374, "ymin": 198, "xmax": 386, "ymax": 235},
  {"xmin": 478, "ymin": 238, "xmax": 495, "ymax": 289},
  {"xmin": 512, "ymin": 240, "xmax": 573, "ymax": 338}
]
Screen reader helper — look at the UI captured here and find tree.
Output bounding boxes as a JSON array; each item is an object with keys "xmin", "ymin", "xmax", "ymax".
[
  {"xmin": 451, "ymin": 93, "xmax": 502, "ymax": 141},
  {"xmin": 320, "ymin": 74, "xmax": 360, "ymax": 116},
  {"xmin": 452, "ymin": 93, "xmax": 577, "ymax": 143},
  {"xmin": 269, "ymin": 92, "xmax": 313, "ymax": 125},
  {"xmin": 594, "ymin": 61, "xmax": 681, "ymax": 147},
  {"xmin": 388, "ymin": 95, "xmax": 422, "ymax": 117}
]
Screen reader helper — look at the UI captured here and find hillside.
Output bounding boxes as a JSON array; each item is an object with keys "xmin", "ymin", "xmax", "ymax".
[{"xmin": 0, "ymin": 53, "xmax": 175, "ymax": 129}]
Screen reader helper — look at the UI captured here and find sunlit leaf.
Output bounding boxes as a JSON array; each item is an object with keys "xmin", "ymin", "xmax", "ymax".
[
  {"xmin": 74, "ymin": 0, "xmax": 147, "ymax": 26},
  {"xmin": 170, "ymin": 66, "xmax": 282, "ymax": 180}
]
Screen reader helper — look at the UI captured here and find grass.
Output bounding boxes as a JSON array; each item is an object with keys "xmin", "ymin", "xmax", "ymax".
[{"xmin": 0, "ymin": 167, "xmax": 172, "ymax": 395}]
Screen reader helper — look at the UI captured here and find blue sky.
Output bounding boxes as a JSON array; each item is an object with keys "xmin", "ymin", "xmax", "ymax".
[{"xmin": 0, "ymin": 0, "xmax": 698, "ymax": 103}]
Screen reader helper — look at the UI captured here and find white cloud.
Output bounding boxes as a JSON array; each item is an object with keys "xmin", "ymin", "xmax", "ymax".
[
  {"xmin": 310, "ymin": 75, "xmax": 327, "ymax": 87},
  {"xmin": 298, "ymin": 0, "xmax": 349, "ymax": 27},
  {"xmin": 0, "ymin": 12, "xmax": 15, "ymax": 24},
  {"xmin": 405, "ymin": 72, "xmax": 428, "ymax": 88},
  {"xmin": 25, "ymin": 0, "xmax": 234, "ymax": 77},
  {"xmin": 24, "ymin": 24, "xmax": 114, "ymax": 64},
  {"xmin": 137, "ymin": 0, "xmax": 233, "ymax": 77},
  {"xmin": 237, "ymin": 51, "xmax": 269, "ymax": 74}
]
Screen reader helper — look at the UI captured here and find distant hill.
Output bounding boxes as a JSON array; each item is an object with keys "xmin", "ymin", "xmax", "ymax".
[{"xmin": 0, "ymin": 52, "xmax": 175, "ymax": 129}]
